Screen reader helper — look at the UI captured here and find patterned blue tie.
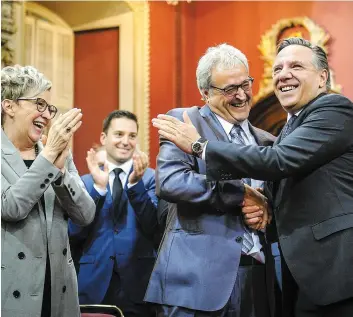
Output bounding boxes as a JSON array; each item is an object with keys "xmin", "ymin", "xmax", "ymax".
[
  {"xmin": 229, "ymin": 125, "xmax": 254, "ymax": 253},
  {"xmin": 280, "ymin": 115, "xmax": 297, "ymax": 141}
]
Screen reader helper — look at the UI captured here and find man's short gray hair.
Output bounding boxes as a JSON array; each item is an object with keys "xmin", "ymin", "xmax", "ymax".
[
  {"xmin": 1, "ymin": 65, "xmax": 52, "ymax": 102},
  {"xmin": 196, "ymin": 43, "xmax": 249, "ymax": 97}
]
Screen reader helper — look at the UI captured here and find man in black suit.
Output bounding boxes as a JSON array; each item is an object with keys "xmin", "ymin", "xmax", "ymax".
[{"xmin": 152, "ymin": 37, "xmax": 353, "ymax": 317}]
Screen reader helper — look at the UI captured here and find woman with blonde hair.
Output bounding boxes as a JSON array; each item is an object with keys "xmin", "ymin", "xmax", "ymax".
[{"xmin": 1, "ymin": 65, "xmax": 95, "ymax": 317}]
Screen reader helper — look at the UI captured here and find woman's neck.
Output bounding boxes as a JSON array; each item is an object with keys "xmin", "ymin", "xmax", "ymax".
[{"xmin": 3, "ymin": 125, "xmax": 36, "ymax": 159}]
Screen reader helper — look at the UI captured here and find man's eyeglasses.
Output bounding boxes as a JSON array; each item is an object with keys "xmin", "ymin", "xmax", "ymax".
[
  {"xmin": 17, "ymin": 97, "xmax": 58, "ymax": 119},
  {"xmin": 210, "ymin": 77, "xmax": 254, "ymax": 97}
]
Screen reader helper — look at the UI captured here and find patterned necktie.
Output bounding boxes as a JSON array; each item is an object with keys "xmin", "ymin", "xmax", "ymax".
[
  {"xmin": 280, "ymin": 115, "xmax": 297, "ymax": 141},
  {"xmin": 112, "ymin": 168, "xmax": 124, "ymax": 222},
  {"xmin": 229, "ymin": 125, "xmax": 251, "ymax": 186},
  {"xmin": 229, "ymin": 125, "xmax": 254, "ymax": 254}
]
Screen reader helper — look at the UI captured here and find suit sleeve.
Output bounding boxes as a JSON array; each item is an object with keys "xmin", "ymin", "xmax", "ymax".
[
  {"xmin": 157, "ymin": 109, "xmax": 245, "ymax": 213},
  {"xmin": 126, "ymin": 170, "xmax": 159, "ymax": 236},
  {"xmin": 52, "ymin": 152, "xmax": 96, "ymax": 226},
  {"xmin": 206, "ymin": 95, "xmax": 353, "ymax": 181},
  {"xmin": 68, "ymin": 175, "xmax": 104, "ymax": 239}
]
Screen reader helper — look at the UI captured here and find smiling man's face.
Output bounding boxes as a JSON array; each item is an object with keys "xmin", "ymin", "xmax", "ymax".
[
  {"xmin": 100, "ymin": 117, "xmax": 138, "ymax": 164},
  {"xmin": 272, "ymin": 44, "xmax": 328, "ymax": 114},
  {"xmin": 204, "ymin": 65, "xmax": 252, "ymax": 124}
]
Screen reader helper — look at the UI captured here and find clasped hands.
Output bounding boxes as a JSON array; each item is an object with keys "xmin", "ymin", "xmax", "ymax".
[
  {"xmin": 243, "ymin": 184, "xmax": 272, "ymax": 230},
  {"xmin": 41, "ymin": 108, "xmax": 82, "ymax": 173}
]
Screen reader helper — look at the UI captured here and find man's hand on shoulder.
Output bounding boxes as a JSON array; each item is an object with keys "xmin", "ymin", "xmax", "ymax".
[
  {"xmin": 152, "ymin": 111, "xmax": 201, "ymax": 154},
  {"xmin": 242, "ymin": 184, "xmax": 272, "ymax": 230},
  {"xmin": 128, "ymin": 146, "xmax": 149, "ymax": 185},
  {"xmin": 86, "ymin": 148, "xmax": 109, "ymax": 190}
]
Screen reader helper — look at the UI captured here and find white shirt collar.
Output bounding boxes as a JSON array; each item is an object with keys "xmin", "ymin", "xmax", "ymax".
[
  {"xmin": 287, "ymin": 109, "xmax": 302, "ymax": 122},
  {"xmin": 107, "ymin": 159, "xmax": 133, "ymax": 176},
  {"xmin": 214, "ymin": 113, "xmax": 251, "ymax": 137}
]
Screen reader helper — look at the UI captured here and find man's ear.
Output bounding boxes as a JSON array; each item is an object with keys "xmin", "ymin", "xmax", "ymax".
[
  {"xmin": 1, "ymin": 99, "xmax": 15, "ymax": 118},
  {"xmin": 202, "ymin": 90, "xmax": 210, "ymax": 102},
  {"xmin": 100, "ymin": 132, "xmax": 107, "ymax": 146},
  {"xmin": 319, "ymin": 69, "xmax": 329, "ymax": 89}
]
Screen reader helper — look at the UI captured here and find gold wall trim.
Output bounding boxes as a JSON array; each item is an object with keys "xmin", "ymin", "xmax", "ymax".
[{"xmin": 255, "ymin": 16, "xmax": 341, "ymax": 103}]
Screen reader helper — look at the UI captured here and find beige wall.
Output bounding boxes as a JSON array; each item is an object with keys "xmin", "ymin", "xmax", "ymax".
[{"xmin": 19, "ymin": 1, "xmax": 151, "ymax": 156}]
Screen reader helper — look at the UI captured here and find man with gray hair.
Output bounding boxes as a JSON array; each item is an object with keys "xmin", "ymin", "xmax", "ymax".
[
  {"xmin": 152, "ymin": 38, "xmax": 353, "ymax": 317},
  {"xmin": 145, "ymin": 44, "xmax": 277, "ymax": 317}
]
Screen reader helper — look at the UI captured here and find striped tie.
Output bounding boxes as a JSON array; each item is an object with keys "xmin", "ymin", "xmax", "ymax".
[{"xmin": 229, "ymin": 125, "xmax": 254, "ymax": 254}]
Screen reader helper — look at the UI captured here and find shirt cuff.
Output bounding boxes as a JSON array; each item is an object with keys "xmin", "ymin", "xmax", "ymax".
[
  {"xmin": 93, "ymin": 184, "xmax": 108, "ymax": 196},
  {"xmin": 201, "ymin": 143, "xmax": 208, "ymax": 160},
  {"xmin": 127, "ymin": 182, "xmax": 138, "ymax": 188}
]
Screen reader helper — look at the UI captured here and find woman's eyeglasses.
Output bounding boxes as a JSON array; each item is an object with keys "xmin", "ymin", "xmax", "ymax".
[{"xmin": 17, "ymin": 97, "xmax": 58, "ymax": 119}]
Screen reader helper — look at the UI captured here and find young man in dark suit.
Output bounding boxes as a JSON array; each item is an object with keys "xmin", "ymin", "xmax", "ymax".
[
  {"xmin": 146, "ymin": 44, "xmax": 278, "ymax": 317},
  {"xmin": 152, "ymin": 38, "xmax": 353, "ymax": 317}
]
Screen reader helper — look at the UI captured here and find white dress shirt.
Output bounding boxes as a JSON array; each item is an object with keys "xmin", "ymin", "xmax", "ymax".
[
  {"xmin": 212, "ymin": 114, "xmax": 265, "ymax": 263},
  {"xmin": 287, "ymin": 109, "xmax": 302, "ymax": 121},
  {"xmin": 94, "ymin": 159, "xmax": 135, "ymax": 196}
]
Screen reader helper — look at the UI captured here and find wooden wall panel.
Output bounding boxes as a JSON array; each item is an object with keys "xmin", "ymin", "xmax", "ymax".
[
  {"xmin": 74, "ymin": 28, "xmax": 119, "ymax": 174},
  {"xmin": 149, "ymin": 1, "xmax": 353, "ymax": 166}
]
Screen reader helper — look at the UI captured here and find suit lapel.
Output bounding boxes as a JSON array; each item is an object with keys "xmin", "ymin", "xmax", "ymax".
[
  {"xmin": 1, "ymin": 129, "xmax": 28, "ymax": 178},
  {"xmin": 198, "ymin": 105, "xmax": 230, "ymax": 142},
  {"xmin": 35, "ymin": 142, "xmax": 55, "ymax": 239},
  {"xmin": 249, "ymin": 124, "xmax": 265, "ymax": 146},
  {"xmin": 1, "ymin": 130, "xmax": 48, "ymax": 242},
  {"xmin": 272, "ymin": 105, "xmax": 310, "ymax": 206}
]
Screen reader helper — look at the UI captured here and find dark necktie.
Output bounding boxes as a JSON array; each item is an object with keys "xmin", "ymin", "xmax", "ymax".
[
  {"xmin": 112, "ymin": 168, "xmax": 124, "ymax": 222},
  {"xmin": 229, "ymin": 125, "xmax": 254, "ymax": 253},
  {"xmin": 280, "ymin": 115, "xmax": 297, "ymax": 141},
  {"xmin": 229, "ymin": 125, "xmax": 251, "ymax": 186}
]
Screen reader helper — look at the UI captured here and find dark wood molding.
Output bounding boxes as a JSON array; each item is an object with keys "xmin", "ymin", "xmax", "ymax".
[{"xmin": 249, "ymin": 93, "xmax": 286, "ymax": 136}]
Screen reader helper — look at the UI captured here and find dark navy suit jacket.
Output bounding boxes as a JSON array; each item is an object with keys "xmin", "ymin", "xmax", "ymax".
[
  {"xmin": 145, "ymin": 105, "xmax": 275, "ymax": 312},
  {"xmin": 205, "ymin": 93, "xmax": 353, "ymax": 305},
  {"xmin": 69, "ymin": 166, "xmax": 158, "ymax": 304}
]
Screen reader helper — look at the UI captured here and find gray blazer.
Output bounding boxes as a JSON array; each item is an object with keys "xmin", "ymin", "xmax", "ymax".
[
  {"xmin": 144, "ymin": 105, "xmax": 275, "ymax": 311},
  {"xmin": 1, "ymin": 129, "xmax": 96, "ymax": 317}
]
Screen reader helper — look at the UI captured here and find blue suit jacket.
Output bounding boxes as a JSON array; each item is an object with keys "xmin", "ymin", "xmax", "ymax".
[
  {"xmin": 145, "ymin": 105, "xmax": 275, "ymax": 311},
  {"xmin": 69, "ymin": 167, "xmax": 158, "ymax": 304}
]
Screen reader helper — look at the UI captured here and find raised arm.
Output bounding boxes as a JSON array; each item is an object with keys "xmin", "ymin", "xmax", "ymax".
[
  {"xmin": 206, "ymin": 95, "xmax": 353, "ymax": 182},
  {"xmin": 52, "ymin": 151, "xmax": 95, "ymax": 226}
]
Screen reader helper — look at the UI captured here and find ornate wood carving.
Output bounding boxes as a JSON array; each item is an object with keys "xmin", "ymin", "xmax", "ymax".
[
  {"xmin": 250, "ymin": 17, "xmax": 341, "ymax": 135},
  {"xmin": 166, "ymin": 0, "xmax": 192, "ymax": 5},
  {"xmin": 1, "ymin": 1, "xmax": 17, "ymax": 67}
]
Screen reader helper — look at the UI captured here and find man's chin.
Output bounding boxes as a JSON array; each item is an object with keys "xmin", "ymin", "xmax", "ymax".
[
  {"xmin": 280, "ymin": 101, "xmax": 298, "ymax": 113},
  {"xmin": 115, "ymin": 155, "xmax": 133, "ymax": 164},
  {"xmin": 230, "ymin": 108, "xmax": 250, "ymax": 122}
]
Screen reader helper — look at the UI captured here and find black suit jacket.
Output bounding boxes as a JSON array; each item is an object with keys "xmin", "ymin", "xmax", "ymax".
[{"xmin": 205, "ymin": 93, "xmax": 353, "ymax": 305}]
